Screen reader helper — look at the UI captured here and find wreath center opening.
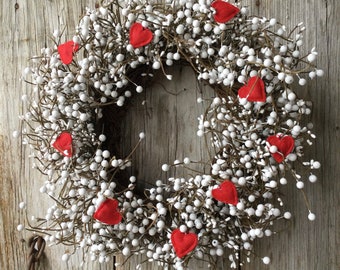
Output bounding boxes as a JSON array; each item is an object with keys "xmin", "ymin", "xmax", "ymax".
[{"xmin": 101, "ymin": 64, "xmax": 215, "ymax": 194}]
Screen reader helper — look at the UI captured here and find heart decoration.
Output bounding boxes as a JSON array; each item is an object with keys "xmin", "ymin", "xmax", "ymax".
[
  {"xmin": 57, "ymin": 41, "xmax": 79, "ymax": 65},
  {"xmin": 212, "ymin": 180, "xmax": 238, "ymax": 205},
  {"xmin": 211, "ymin": 0, "xmax": 240, "ymax": 23},
  {"xmin": 52, "ymin": 132, "xmax": 73, "ymax": 157},
  {"xmin": 266, "ymin": 134, "xmax": 295, "ymax": 163},
  {"xmin": 171, "ymin": 229, "xmax": 198, "ymax": 258},
  {"xmin": 129, "ymin": 23, "xmax": 153, "ymax": 48},
  {"xmin": 238, "ymin": 76, "xmax": 266, "ymax": 102},
  {"xmin": 93, "ymin": 198, "xmax": 122, "ymax": 225}
]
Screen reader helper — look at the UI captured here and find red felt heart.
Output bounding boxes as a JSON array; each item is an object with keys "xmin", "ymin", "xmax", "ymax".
[
  {"xmin": 211, "ymin": 0, "xmax": 240, "ymax": 23},
  {"xmin": 212, "ymin": 180, "xmax": 238, "ymax": 205},
  {"xmin": 52, "ymin": 132, "xmax": 73, "ymax": 157},
  {"xmin": 93, "ymin": 198, "xmax": 122, "ymax": 225},
  {"xmin": 171, "ymin": 229, "xmax": 198, "ymax": 258},
  {"xmin": 129, "ymin": 23, "xmax": 153, "ymax": 48},
  {"xmin": 238, "ymin": 76, "xmax": 266, "ymax": 102},
  {"xmin": 266, "ymin": 135, "xmax": 295, "ymax": 163},
  {"xmin": 57, "ymin": 41, "xmax": 79, "ymax": 65}
]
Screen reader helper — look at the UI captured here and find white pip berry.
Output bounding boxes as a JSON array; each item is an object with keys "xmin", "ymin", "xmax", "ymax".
[
  {"xmin": 18, "ymin": 0, "xmax": 322, "ymax": 269},
  {"xmin": 308, "ymin": 212, "xmax": 316, "ymax": 221},
  {"xmin": 262, "ymin": 256, "xmax": 271, "ymax": 265}
]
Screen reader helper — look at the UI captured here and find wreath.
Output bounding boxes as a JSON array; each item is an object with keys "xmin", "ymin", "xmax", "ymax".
[{"xmin": 17, "ymin": 0, "xmax": 323, "ymax": 268}]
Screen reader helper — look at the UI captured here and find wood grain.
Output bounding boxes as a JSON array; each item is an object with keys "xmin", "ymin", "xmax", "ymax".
[{"xmin": 0, "ymin": 0, "xmax": 338, "ymax": 270}]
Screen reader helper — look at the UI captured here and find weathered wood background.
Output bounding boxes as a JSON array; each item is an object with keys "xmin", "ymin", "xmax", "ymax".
[{"xmin": 0, "ymin": 0, "xmax": 338, "ymax": 269}]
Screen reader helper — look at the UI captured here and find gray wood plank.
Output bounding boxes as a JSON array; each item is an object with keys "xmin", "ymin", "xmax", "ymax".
[
  {"xmin": 0, "ymin": 1, "xmax": 109, "ymax": 269},
  {"xmin": 241, "ymin": 0, "xmax": 340, "ymax": 270}
]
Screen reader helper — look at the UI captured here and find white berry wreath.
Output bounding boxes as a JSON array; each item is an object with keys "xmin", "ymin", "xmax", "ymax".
[{"xmin": 18, "ymin": 0, "xmax": 323, "ymax": 269}]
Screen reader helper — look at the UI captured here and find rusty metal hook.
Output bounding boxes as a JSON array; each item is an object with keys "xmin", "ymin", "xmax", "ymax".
[{"xmin": 27, "ymin": 236, "xmax": 46, "ymax": 270}]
